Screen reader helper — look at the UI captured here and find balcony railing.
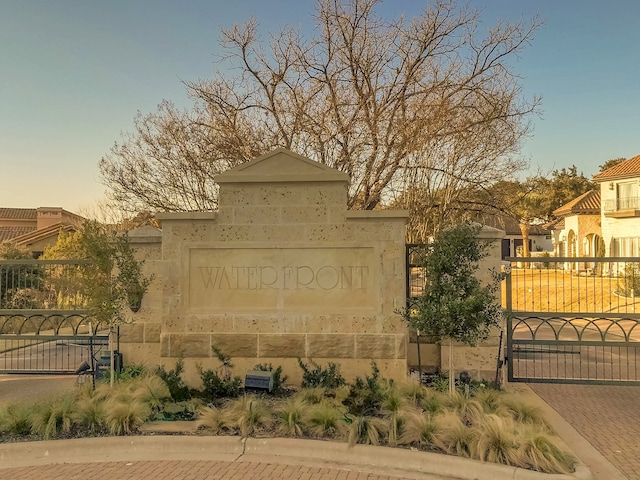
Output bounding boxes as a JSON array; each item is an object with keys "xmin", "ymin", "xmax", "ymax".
[{"xmin": 604, "ymin": 196, "xmax": 640, "ymax": 212}]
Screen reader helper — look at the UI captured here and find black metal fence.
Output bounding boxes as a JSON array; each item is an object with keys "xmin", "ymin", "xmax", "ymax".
[
  {"xmin": 0, "ymin": 259, "xmax": 111, "ymax": 375},
  {"xmin": 505, "ymin": 257, "xmax": 640, "ymax": 384}
]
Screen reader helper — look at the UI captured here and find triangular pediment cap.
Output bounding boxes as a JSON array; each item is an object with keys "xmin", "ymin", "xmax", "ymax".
[{"xmin": 215, "ymin": 148, "xmax": 349, "ymax": 184}]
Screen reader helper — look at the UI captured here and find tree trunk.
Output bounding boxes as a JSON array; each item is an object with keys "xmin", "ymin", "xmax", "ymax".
[{"xmin": 519, "ymin": 222, "xmax": 531, "ymax": 258}]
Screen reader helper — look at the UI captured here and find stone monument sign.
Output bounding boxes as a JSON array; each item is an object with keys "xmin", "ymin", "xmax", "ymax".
[{"xmin": 120, "ymin": 148, "xmax": 409, "ymax": 383}]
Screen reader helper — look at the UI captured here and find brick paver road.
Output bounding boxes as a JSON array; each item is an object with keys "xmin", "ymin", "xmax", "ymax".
[
  {"xmin": 529, "ymin": 384, "xmax": 640, "ymax": 480},
  {"xmin": 1, "ymin": 460, "xmax": 413, "ymax": 480}
]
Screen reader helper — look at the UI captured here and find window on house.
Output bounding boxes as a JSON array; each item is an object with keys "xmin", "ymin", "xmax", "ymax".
[
  {"xmin": 617, "ymin": 181, "xmax": 638, "ymax": 210},
  {"xmin": 610, "ymin": 237, "xmax": 640, "ymax": 257}
]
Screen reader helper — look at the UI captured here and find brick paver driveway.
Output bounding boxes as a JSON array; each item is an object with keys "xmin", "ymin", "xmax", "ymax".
[{"xmin": 529, "ymin": 384, "xmax": 640, "ymax": 480}]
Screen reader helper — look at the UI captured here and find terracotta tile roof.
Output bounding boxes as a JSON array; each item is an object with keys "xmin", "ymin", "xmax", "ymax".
[
  {"xmin": 593, "ymin": 154, "xmax": 640, "ymax": 181},
  {"xmin": 10, "ymin": 223, "xmax": 75, "ymax": 246},
  {"xmin": 0, "ymin": 208, "xmax": 37, "ymax": 220},
  {"xmin": 0, "ymin": 226, "xmax": 37, "ymax": 243},
  {"xmin": 553, "ymin": 190, "xmax": 601, "ymax": 217}
]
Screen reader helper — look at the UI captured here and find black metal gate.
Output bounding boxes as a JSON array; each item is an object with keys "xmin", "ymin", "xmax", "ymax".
[
  {"xmin": 0, "ymin": 260, "xmax": 110, "ymax": 375},
  {"xmin": 505, "ymin": 256, "xmax": 640, "ymax": 384}
]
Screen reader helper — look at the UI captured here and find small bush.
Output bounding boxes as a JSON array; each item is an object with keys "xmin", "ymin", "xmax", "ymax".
[
  {"xmin": 253, "ymin": 363, "xmax": 288, "ymax": 394},
  {"xmin": 298, "ymin": 359, "xmax": 346, "ymax": 389},
  {"xmin": 132, "ymin": 375, "xmax": 171, "ymax": 412},
  {"xmin": 498, "ymin": 396, "xmax": 549, "ymax": 428},
  {"xmin": 343, "ymin": 361, "xmax": 386, "ymax": 416},
  {"xmin": 296, "ymin": 387, "xmax": 327, "ymax": 405},
  {"xmin": 398, "ymin": 381, "xmax": 430, "ymax": 407},
  {"xmin": 117, "ymin": 363, "xmax": 148, "ymax": 381},
  {"xmin": 197, "ymin": 364, "xmax": 243, "ymax": 400},
  {"xmin": 155, "ymin": 357, "xmax": 191, "ymax": 402}
]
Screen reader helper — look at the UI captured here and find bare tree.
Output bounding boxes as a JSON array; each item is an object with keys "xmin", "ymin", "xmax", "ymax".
[{"xmin": 100, "ymin": 0, "xmax": 541, "ymax": 236}]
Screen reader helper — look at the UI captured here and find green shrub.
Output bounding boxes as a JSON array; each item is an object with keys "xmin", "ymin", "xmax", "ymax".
[
  {"xmin": 297, "ymin": 359, "xmax": 346, "ymax": 389},
  {"xmin": 253, "ymin": 363, "xmax": 288, "ymax": 394},
  {"xmin": 197, "ymin": 364, "xmax": 243, "ymax": 400},
  {"xmin": 155, "ymin": 357, "xmax": 191, "ymax": 402},
  {"xmin": 343, "ymin": 361, "xmax": 386, "ymax": 416}
]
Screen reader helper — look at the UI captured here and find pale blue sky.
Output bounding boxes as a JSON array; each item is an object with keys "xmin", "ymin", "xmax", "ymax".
[{"xmin": 1, "ymin": 1, "xmax": 639, "ymax": 213}]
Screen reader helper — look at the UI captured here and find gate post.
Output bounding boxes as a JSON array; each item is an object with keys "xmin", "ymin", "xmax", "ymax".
[{"xmin": 504, "ymin": 263, "xmax": 514, "ymax": 383}]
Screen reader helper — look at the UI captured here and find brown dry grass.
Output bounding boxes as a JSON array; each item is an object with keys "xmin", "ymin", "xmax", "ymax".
[{"xmin": 503, "ymin": 268, "xmax": 640, "ymax": 314}]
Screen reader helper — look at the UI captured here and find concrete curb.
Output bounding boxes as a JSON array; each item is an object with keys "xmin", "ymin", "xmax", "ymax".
[
  {"xmin": 0, "ymin": 436, "xmax": 244, "ymax": 467},
  {"xmin": 0, "ymin": 434, "xmax": 590, "ymax": 480}
]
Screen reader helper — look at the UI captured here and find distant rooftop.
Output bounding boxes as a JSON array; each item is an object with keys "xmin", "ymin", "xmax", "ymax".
[
  {"xmin": 593, "ymin": 154, "xmax": 640, "ymax": 181},
  {"xmin": 553, "ymin": 190, "xmax": 601, "ymax": 217}
]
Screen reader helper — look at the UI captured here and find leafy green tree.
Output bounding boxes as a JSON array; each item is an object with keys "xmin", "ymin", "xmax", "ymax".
[
  {"xmin": 402, "ymin": 223, "xmax": 503, "ymax": 395},
  {"xmin": 0, "ymin": 244, "xmax": 39, "ymax": 309},
  {"xmin": 42, "ymin": 221, "xmax": 152, "ymax": 385},
  {"xmin": 42, "ymin": 220, "xmax": 151, "ymax": 327},
  {"xmin": 599, "ymin": 157, "xmax": 626, "ymax": 172}
]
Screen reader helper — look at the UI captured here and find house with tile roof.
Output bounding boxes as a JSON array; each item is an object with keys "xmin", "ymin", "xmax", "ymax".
[
  {"xmin": 592, "ymin": 154, "xmax": 640, "ymax": 256},
  {"xmin": 550, "ymin": 189, "xmax": 602, "ymax": 258},
  {"xmin": 0, "ymin": 207, "xmax": 84, "ymax": 257},
  {"xmin": 476, "ymin": 213, "xmax": 552, "ymax": 259}
]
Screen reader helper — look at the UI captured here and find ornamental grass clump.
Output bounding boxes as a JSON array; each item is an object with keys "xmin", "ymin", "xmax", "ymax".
[
  {"xmin": 432, "ymin": 410, "xmax": 473, "ymax": 458},
  {"xmin": 196, "ymin": 405, "xmax": 231, "ymax": 435},
  {"xmin": 518, "ymin": 425, "xmax": 575, "ymax": 474},
  {"xmin": 469, "ymin": 414, "xmax": 520, "ymax": 466},
  {"xmin": 497, "ymin": 395, "xmax": 549, "ymax": 429},
  {"xmin": 0, "ymin": 403, "xmax": 34, "ymax": 437},
  {"xmin": 30, "ymin": 394, "xmax": 75, "ymax": 439},
  {"xmin": 307, "ymin": 402, "xmax": 347, "ymax": 439},
  {"xmin": 346, "ymin": 415, "xmax": 387, "ymax": 446},
  {"xmin": 397, "ymin": 409, "xmax": 440, "ymax": 449},
  {"xmin": 275, "ymin": 398, "xmax": 307, "ymax": 437},
  {"xmin": 444, "ymin": 392, "xmax": 485, "ymax": 426},
  {"xmin": 226, "ymin": 395, "xmax": 273, "ymax": 438}
]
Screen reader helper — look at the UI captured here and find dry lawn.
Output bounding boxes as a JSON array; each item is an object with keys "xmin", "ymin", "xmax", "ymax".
[{"xmin": 503, "ymin": 268, "xmax": 640, "ymax": 314}]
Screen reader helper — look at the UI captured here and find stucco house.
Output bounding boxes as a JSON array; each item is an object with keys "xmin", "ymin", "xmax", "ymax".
[
  {"xmin": 477, "ymin": 213, "xmax": 552, "ymax": 259},
  {"xmin": 0, "ymin": 207, "xmax": 84, "ymax": 257},
  {"xmin": 550, "ymin": 189, "xmax": 602, "ymax": 258},
  {"xmin": 593, "ymin": 154, "xmax": 640, "ymax": 257}
]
